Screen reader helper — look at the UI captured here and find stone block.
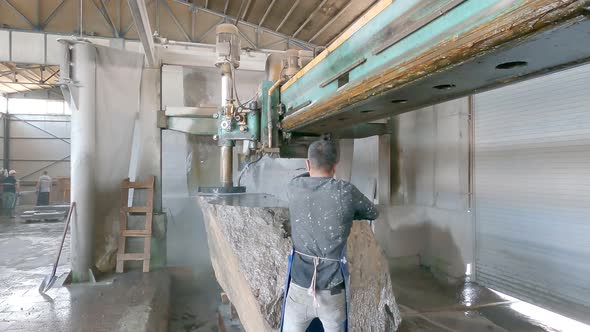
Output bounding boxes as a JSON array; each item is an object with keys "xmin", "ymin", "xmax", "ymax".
[{"xmin": 198, "ymin": 195, "xmax": 401, "ymax": 331}]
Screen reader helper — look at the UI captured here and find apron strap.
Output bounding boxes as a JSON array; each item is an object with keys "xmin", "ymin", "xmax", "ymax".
[{"xmin": 293, "ymin": 250, "xmax": 343, "ymax": 308}]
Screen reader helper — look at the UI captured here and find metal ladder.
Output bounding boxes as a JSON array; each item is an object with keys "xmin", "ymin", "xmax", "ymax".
[{"xmin": 116, "ymin": 176, "xmax": 155, "ymax": 273}]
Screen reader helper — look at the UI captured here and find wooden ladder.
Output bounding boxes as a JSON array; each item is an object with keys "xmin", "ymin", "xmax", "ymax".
[{"xmin": 116, "ymin": 176, "xmax": 155, "ymax": 273}]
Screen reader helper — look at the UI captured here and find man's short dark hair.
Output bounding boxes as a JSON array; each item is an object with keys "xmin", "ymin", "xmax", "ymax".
[
  {"xmin": 308, "ymin": 140, "xmax": 339, "ymax": 171},
  {"xmin": 43, "ymin": 171, "xmax": 48, "ymax": 175}
]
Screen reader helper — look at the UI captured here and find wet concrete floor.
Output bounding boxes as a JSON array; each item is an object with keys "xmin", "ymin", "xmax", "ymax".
[
  {"xmin": 0, "ymin": 216, "xmax": 170, "ymax": 332},
  {"xmin": 392, "ymin": 266, "xmax": 567, "ymax": 332},
  {"xmin": 0, "ymin": 213, "xmax": 583, "ymax": 332},
  {"xmin": 168, "ymin": 267, "xmax": 220, "ymax": 332}
]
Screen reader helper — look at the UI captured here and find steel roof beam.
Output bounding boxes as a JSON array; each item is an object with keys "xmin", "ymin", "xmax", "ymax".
[
  {"xmin": 127, "ymin": 0, "xmax": 156, "ymax": 66},
  {"xmin": 223, "ymin": 0, "xmax": 230, "ymax": 15},
  {"xmin": 308, "ymin": 0, "xmax": 353, "ymax": 43},
  {"xmin": 258, "ymin": 0, "xmax": 277, "ymax": 27},
  {"xmin": 1, "ymin": 0, "xmax": 35, "ymax": 30},
  {"xmin": 161, "ymin": 0, "xmax": 192, "ymax": 41},
  {"xmin": 241, "ymin": 0, "xmax": 252, "ymax": 20},
  {"xmin": 90, "ymin": 0, "xmax": 120, "ymax": 37},
  {"xmin": 292, "ymin": 0, "xmax": 328, "ymax": 38},
  {"xmin": 171, "ymin": 0, "xmax": 316, "ymax": 49},
  {"xmin": 276, "ymin": 0, "xmax": 299, "ymax": 32},
  {"xmin": 41, "ymin": 0, "xmax": 68, "ymax": 29}
]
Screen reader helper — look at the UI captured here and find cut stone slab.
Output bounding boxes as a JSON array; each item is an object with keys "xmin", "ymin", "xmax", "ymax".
[{"xmin": 198, "ymin": 194, "xmax": 401, "ymax": 331}]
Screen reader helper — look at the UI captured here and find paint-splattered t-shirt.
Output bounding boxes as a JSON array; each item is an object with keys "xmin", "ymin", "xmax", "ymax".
[{"xmin": 287, "ymin": 172, "xmax": 379, "ymax": 290}]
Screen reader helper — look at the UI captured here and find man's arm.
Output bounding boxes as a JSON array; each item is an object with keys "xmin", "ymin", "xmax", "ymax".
[{"xmin": 351, "ymin": 185, "xmax": 379, "ymax": 220}]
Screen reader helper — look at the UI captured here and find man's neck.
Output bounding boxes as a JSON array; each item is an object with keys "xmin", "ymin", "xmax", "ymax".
[{"xmin": 309, "ymin": 170, "xmax": 334, "ymax": 178}]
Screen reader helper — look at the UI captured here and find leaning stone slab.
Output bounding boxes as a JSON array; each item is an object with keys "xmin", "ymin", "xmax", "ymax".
[{"xmin": 198, "ymin": 194, "xmax": 401, "ymax": 331}]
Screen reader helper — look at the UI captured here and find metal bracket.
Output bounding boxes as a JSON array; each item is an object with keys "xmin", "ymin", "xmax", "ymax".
[{"xmin": 157, "ymin": 110, "xmax": 167, "ymax": 128}]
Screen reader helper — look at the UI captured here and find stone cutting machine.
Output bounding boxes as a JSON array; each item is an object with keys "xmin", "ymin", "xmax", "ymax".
[{"xmin": 165, "ymin": 0, "xmax": 590, "ymax": 193}]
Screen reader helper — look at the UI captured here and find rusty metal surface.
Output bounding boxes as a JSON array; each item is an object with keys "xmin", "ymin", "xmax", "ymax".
[{"xmin": 281, "ymin": 0, "xmax": 590, "ymax": 133}]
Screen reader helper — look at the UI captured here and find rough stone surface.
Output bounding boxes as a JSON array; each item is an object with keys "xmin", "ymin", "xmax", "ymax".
[{"xmin": 198, "ymin": 195, "xmax": 401, "ymax": 332}]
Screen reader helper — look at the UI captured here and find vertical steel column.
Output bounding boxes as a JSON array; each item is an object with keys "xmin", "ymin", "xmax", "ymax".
[
  {"xmin": 3, "ymin": 115, "xmax": 9, "ymax": 170},
  {"xmin": 69, "ymin": 42, "xmax": 96, "ymax": 282}
]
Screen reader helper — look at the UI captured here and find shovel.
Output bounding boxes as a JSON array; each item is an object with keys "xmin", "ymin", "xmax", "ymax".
[{"xmin": 39, "ymin": 202, "xmax": 76, "ymax": 293}]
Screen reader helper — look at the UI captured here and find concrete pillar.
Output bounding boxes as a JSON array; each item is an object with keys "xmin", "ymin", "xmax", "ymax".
[{"xmin": 69, "ymin": 43, "xmax": 97, "ymax": 282}]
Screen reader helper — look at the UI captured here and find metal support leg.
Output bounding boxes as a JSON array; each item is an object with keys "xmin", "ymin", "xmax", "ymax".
[{"xmin": 220, "ymin": 142, "xmax": 233, "ymax": 187}]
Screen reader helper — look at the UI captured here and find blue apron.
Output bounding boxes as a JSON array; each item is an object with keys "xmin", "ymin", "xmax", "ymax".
[{"xmin": 279, "ymin": 247, "xmax": 351, "ymax": 332}]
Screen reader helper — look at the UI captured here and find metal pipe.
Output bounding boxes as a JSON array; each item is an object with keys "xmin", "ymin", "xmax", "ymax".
[
  {"xmin": 266, "ymin": 79, "xmax": 282, "ymax": 148},
  {"xmin": 221, "ymin": 71, "xmax": 233, "ymax": 108},
  {"xmin": 220, "ymin": 142, "xmax": 233, "ymax": 187},
  {"xmin": 68, "ymin": 42, "xmax": 96, "ymax": 282}
]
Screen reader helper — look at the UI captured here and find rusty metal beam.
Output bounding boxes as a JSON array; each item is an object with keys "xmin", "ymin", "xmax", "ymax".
[{"xmin": 281, "ymin": 0, "xmax": 590, "ymax": 132}]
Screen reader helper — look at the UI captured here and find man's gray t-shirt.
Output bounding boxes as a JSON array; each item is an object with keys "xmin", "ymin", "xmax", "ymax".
[
  {"xmin": 287, "ymin": 173, "xmax": 379, "ymax": 290},
  {"xmin": 38, "ymin": 175, "xmax": 52, "ymax": 193}
]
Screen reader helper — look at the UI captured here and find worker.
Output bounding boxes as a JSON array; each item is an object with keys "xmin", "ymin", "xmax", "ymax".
[
  {"xmin": 2, "ymin": 170, "xmax": 19, "ymax": 218},
  {"xmin": 36, "ymin": 171, "xmax": 52, "ymax": 206},
  {"xmin": 280, "ymin": 140, "xmax": 379, "ymax": 332}
]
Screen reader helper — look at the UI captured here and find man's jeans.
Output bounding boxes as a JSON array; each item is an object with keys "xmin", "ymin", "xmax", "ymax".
[
  {"xmin": 2, "ymin": 192, "xmax": 16, "ymax": 216},
  {"xmin": 283, "ymin": 283, "xmax": 346, "ymax": 332}
]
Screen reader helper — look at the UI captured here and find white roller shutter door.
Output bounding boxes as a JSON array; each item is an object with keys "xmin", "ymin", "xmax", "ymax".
[{"xmin": 474, "ymin": 63, "xmax": 590, "ymax": 321}]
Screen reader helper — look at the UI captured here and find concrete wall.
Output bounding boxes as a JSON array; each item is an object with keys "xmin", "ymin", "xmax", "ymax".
[{"xmin": 377, "ymin": 98, "xmax": 472, "ymax": 280}]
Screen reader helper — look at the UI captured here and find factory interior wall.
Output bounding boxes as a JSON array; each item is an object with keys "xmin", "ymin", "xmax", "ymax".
[
  {"xmin": 3, "ymin": 113, "xmax": 71, "ymax": 205},
  {"xmin": 372, "ymin": 97, "xmax": 472, "ymax": 281}
]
